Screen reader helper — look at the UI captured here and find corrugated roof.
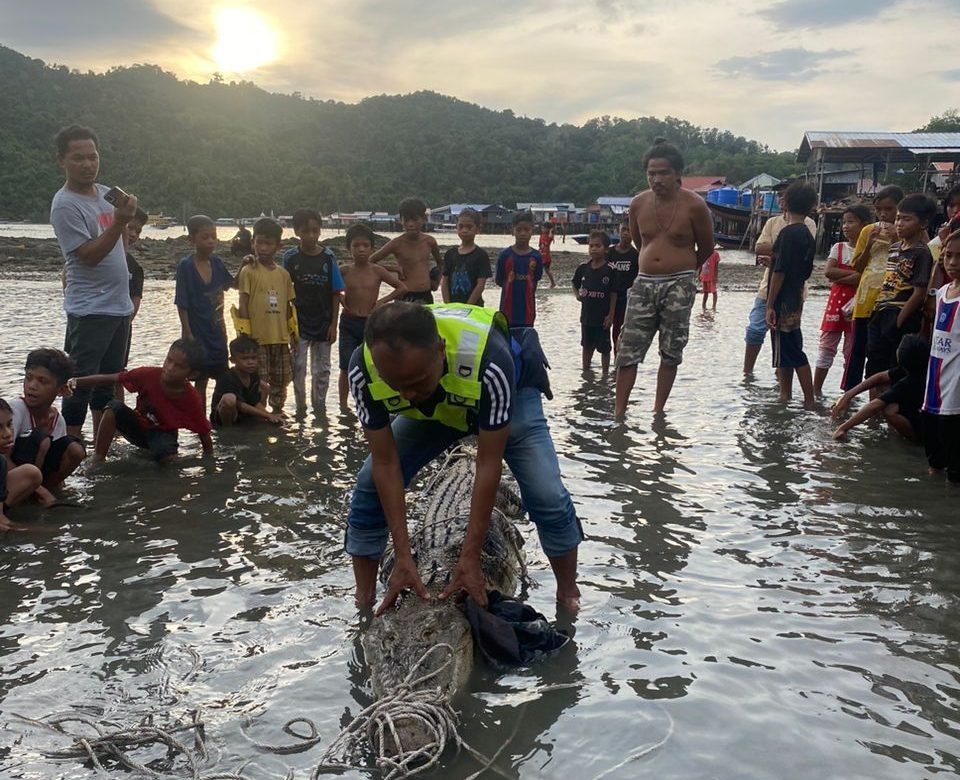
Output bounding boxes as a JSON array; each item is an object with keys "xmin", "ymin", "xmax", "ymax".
[
  {"xmin": 597, "ymin": 196, "xmax": 632, "ymax": 206},
  {"xmin": 798, "ymin": 131, "xmax": 960, "ymax": 162}
]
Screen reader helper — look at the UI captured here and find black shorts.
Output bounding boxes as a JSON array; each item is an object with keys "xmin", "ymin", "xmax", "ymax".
[
  {"xmin": 866, "ymin": 306, "xmax": 920, "ymax": 378},
  {"xmin": 879, "ymin": 380, "xmax": 922, "ymax": 438},
  {"xmin": 107, "ymin": 400, "xmax": 179, "ymax": 461},
  {"xmin": 339, "ymin": 314, "xmax": 367, "ymax": 371},
  {"xmin": 11, "ymin": 430, "xmax": 84, "ymax": 479},
  {"xmin": 580, "ymin": 323, "xmax": 612, "ymax": 354},
  {"xmin": 923, "ymin": 412, "xmax": 960, "ymax": 483},
  {"xmin": 400, "ymin": 290, "xmax": 434, "ymax": 304},
  {"xmin": 771, "ymin": 328, "xmax": 809, "ymax": 369}
]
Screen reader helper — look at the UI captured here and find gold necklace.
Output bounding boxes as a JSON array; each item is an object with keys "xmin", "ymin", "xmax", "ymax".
[{"xmin": 654, "ymin": 193, "xmax": 679, "ymax": 234}]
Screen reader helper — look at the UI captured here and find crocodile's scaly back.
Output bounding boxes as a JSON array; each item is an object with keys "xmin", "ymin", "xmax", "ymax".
[{"xmin": 364, "ymin": 444, "xmax": 527, "ymax": 719}]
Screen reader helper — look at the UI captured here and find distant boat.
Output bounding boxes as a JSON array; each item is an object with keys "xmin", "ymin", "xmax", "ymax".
[
  {"xmin": 148, "ymin": 213, "xmax": 177, "ymax": 229},
  {"xmin": 215, "ymin": 217, "xmax": 237, "ymax": 226},
  {"xmin": 571, "ymin": 233, "xmax": 620, "ymax": 245}
]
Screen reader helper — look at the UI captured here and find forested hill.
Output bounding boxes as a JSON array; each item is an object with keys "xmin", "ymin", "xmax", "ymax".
[{"xmin": 0, "ymin": 44, "xmax": 799, "ymax": 221}]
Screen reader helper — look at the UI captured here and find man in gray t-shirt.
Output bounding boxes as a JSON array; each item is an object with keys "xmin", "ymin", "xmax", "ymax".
[{"xmin": 51, "ymin": 125, "xmax": 138, "ymax": 437}]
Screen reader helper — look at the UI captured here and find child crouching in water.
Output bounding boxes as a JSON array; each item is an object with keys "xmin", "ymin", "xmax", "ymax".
[
  {"xmin": 831, "ymin": 334, "xmax": 928, "ymax": 440},
  {"xmin": 1, "ymin": 398, "xmax": 43, "ymax": 529},
  {"xmin": 69, "ymin": 339, "xmax": 213, "ymax": 463},
  {"xmin": 210, "ymin": 335, "xmax": 281, "ymax": 426}
]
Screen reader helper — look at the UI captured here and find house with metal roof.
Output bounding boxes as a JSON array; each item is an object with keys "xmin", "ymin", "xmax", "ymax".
[
  {"xmin": 738, "ymin": 173, "xmax": 781, "ymax": 192},
  {"xmin": 428, "ymin": 203, "xmax": 513, "ymax": 229},
  {"xmin": 681, "ymin": 176, "xmax": 727, "ymax": 195},
  {"xmin": 797, "ymin": 131, "xmax": 960, "ymax": 196}
]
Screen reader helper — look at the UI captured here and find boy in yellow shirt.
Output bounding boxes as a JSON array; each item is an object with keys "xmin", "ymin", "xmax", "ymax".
[{"xmin": 237, "ymin": 218, "xmax": 296, "ymax": 413}]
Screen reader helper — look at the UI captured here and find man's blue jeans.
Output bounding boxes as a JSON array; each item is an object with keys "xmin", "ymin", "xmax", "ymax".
[
  {"xmin": 346, "ymin": 388, "xmax": 583, "ymax": 559},
  {"xmin": 744, "ymin": 296, "xmax": 768, "ymax": 346}
]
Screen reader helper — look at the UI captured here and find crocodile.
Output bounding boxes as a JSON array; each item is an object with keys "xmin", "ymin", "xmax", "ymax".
[{"xmin": 360, "ymin": 444, "xmax": 526, "ymax": 755}]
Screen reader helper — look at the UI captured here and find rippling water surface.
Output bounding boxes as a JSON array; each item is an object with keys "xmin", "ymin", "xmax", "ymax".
[{"xmin": 1, "ymin": 280, "xmax": 958, "ymax": 779}]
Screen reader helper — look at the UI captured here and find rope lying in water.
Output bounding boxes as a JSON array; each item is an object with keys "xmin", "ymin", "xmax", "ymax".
[
  {"xmin": 249, "ymin": 643, "xmax": 467, "ymax": 779},
  {"xmin": 6, "ymin": 708, "xmax": 252, "ymax": 779}
]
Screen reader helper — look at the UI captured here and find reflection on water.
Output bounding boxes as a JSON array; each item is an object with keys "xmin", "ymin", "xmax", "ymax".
[{"xmin": 1, "ymin": 281, "xmax": 959, "ymax": 779}]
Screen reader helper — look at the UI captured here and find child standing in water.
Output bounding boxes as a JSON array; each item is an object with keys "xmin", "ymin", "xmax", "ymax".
[
  {"xmin": 607, "ymin": 215, "xmax": 639, "ymax": 352},
  {"xmin": 922, "ymin": 229, "xmax": 960, "ymax": 483},
  {"xmin": 441, "ymin": 208, "xmax": 491, "ymax": 305},
  {"xmin": 765, "ymin": 181, "xmax": 817, "ymax": 410},
  {"xmin": 698, "ymin": 249, "xmax": 721, "ymax": 309},
  {"xmin": 369, "ymin": 197, "xmax": 440, "ymax": 303},
  {"xmin": 283, "ymin": 209, "xmax": 343, "ymax": 416},
  {"xmin": 865, "ymin": 193, "xmax": 936, "ymax": 381},
  {"xmin": 539, "ymin": 222, "xmax": 557, "ymax": 288},
  {"xmin": 572, "ymin": 230, "xmax": 617, "ymax": 373},
  {"xmin": 814, "ymin": 204, "xmax": 871, "ymax": 394},
  {"xmin": 496, "ymin": 211, "xmax": 544, "ymax": 327},
  {"xmin": 237, "ymin": 218, "xmax": 296, "ymax": 413},
  {"xmin": 175, "ymin": 215, "xmax": 234, "ymax": 409},
  {"xmin": 844, "ymin": 186, "xmax": 904, "ymax": 391},
  {"xmin": 337, "ymin": 223, "xmax": 406, "ymax": 408}
]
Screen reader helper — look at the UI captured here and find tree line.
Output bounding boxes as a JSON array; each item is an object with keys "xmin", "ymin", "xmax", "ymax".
[{"xmin": 2, "ymin": 44, "xmax": 811, "ymax": 222}]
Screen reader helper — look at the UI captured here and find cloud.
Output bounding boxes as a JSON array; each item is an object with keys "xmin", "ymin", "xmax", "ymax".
[
  {"xmin": 713, "ymin": 48, "xmax": 849, "ymax": 81},
  {"xmin": 757, "ymin": 0, "xmax": 880, "ymax": 29},
  {"xmin": 0, "ymin": 0, "xmax": 193, "ymax": 47},
  {"xmin": 941, "ymin": 69, "xmax": 960, "ymax": 82}
]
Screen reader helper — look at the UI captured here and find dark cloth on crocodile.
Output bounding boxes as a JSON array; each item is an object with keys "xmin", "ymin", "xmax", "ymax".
[{"xmin": 462, "ymin": 590, "xmax": 570, "ymax": 667}]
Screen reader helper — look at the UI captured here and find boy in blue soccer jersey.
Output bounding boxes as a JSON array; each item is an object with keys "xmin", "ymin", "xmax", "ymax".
[{"xmin": 495, "ymin": 211, "xmax": 543, "ymax": 327}]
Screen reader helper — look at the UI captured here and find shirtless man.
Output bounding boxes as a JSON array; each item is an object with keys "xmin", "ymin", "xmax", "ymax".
[
  {"xmin": 614, "ymin": 139, "xmax": 714, "ymax": 417},
  {"xmin": 369, "ymin": 197, "xmax": 441, "ymax": 303},
  {"xmin": 337, "ymin": 222, "xmax": 406, "ymax": 408}
]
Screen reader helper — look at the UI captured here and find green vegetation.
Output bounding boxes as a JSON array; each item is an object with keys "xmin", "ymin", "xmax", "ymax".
[
  {"xmin": 916, "ymin": 109, "xmax": 960, "ymax": 133},
  {"xmin": 1, "ymin": 44, "xmax": 805, "ymax": 221}
]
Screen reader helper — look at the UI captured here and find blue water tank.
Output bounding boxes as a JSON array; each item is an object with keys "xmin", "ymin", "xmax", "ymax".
[
  {"xmin": 716, "ymin": 186, "xmax": 738, "ymax": 206},
  {"xmin": 741, "ymin": 191, "xmax": 753, "ymax": 209},
  {"xmin": 705, "ymin": 189, "xmax": 718, "ymax": 203}
]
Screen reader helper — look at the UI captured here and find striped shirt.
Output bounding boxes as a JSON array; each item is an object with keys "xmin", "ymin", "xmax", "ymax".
[
  {"xmin": 924, "ymin": 284, "xmax": 960, "ymax": 415},
  {"xmin": 348, "ymin": 330, "xmax": 515, "ymax": 432}
]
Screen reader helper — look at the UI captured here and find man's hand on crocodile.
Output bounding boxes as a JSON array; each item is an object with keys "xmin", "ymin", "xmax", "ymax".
[
  {"xmin": 375, "ymin": 556, "xmax": 431, "ymax": 616},
  {"xmin": 440, "ymin": 555, "xmax": 488, "ymax": 608}
]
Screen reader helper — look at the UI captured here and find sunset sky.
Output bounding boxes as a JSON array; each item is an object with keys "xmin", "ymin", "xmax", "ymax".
[{"xmin": 2, "ymin": 0, "xmax": 957, "ymax": 151}]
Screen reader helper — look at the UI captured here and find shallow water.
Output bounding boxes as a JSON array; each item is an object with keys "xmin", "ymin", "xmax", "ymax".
[{"xmin": 1, "ymin": 282, "xmax": 958, "ymax": 779}]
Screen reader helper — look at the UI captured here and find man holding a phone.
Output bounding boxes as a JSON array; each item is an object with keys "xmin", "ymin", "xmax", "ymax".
[{"xmin": 51, "ymin": 124, "xmax": 139, "ymax": 438}]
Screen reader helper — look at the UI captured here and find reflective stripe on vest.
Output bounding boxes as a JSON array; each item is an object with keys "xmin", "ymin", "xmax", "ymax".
[{"xmin": 363, "ymin": 304, "xmax": 509, "ymax": 431}]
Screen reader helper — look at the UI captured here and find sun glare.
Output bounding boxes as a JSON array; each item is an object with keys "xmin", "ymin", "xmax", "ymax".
[{"xmin": 211, "ymin": 6, "xmax": 278, "ymax": 73}]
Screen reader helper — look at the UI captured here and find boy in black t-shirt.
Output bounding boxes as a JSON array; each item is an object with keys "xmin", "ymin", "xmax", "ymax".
[
  {"xmin": 865, "ymin": 193, "xmax": 936, "ymax": 379},
  {"xmin": 765, "ymin": 182, "xmax": 817, "ymax": 409},
  {"xmin": 572, "ymin": 230, "xmax": 618, "ymax": 373},
  {"xmin": 441, "ymin": 208, "xmax": 491, "ymax": 305},
  {"xmin": 607, "ymin": 215, "xmax": 639, "ymax": 353},
  {"xmin": 211, "ymin": 335, "xmax": 282, "ymax": 427},
  {"xmin": 283, "ymin": 209, "xmax": 344, "ymax": 416}
]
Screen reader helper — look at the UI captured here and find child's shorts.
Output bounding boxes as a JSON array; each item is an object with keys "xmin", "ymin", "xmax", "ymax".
[
  {"xmin": 107, "ymin": 400, "xmax": 179, "ymax": 461},
  {"xmin": 580, "ymin": 323, "xmax": 612, "ymax": 354},
  {"xmin": 923, "ymin": 412, "xmax": 960, "ymax": 483},
  {"xmin": 771, "ymin": 328, "xmax": 809, "ymax": 369},
  {"xmin": 11, "ymin": 430, "xmax": 84, "ymax": 478},
  {"xmin": 339, "ymin": 314, "xmax": 367, "ymax": 370}
]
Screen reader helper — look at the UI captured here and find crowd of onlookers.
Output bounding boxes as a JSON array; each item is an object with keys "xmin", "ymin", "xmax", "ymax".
[
  {"xmin": 3, "ymin": 125, "xmax": 958, "ymax": 531},
  {"xmin": 740, "ymin": 179, "xmax": 960, "ymax": 483}
]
